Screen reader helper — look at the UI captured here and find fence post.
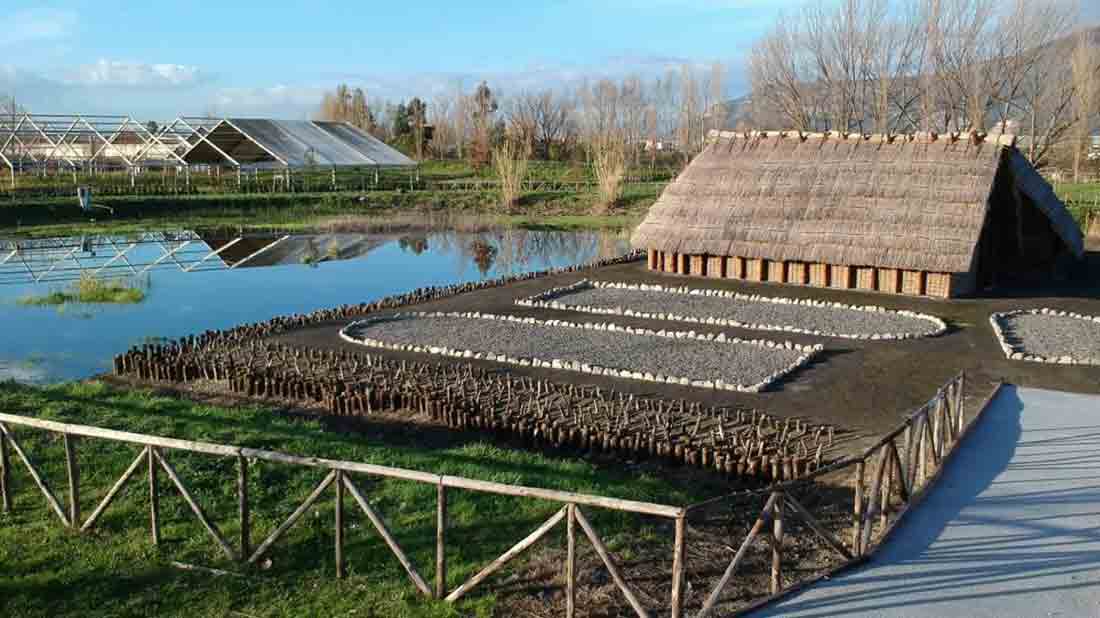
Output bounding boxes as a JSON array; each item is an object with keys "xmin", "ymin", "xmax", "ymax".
[
  {"xmin": 671, "ymin": 513, "xmax": 686, "ymax": 618},
  {"xmin": 771, "ymin": 492, "xmax": 783, "ymax": 594},
  {"xmin": 566, "ymin": 503, "xmax": 576, "ymax": 618},
  {"xmin": 1, "ymin": 431, "xmax": 10, "ymax": 513},
  {"xmin": 238, "ymin": 455, "xmax": 250, "ymax": 560},
  {"xmin": 956, "ymin": 374, "xmax": 966, "ymax": 436},
  {"xmin": 435, "ymin": 481, "xmax": 447, "ymax": 599},
  {"xmin": 852, "ymin": 461, "xmax": 865, "ymax": 555},
  {"xmin": 335, "ymin": 469, "xmax": 345, "ymax": 579},
  {"xmin": 148, "ymin": 447, "xmax": 160, "ymax": 546},
  {"xmin": 63, "ymin": 434, "xmax": 79, "ymax": 528}
]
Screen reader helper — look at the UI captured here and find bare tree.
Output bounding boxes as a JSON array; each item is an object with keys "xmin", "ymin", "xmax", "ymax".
[{"xmin": 1070, "ymin": 29, "xmax": 1099, "ymax": 180}]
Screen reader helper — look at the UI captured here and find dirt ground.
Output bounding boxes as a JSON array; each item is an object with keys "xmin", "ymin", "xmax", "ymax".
[{"xmin": 269, "ymin": 251, "xmax": 1100, "ymax": 441}]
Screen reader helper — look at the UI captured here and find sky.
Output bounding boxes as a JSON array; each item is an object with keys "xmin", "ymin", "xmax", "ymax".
[{"xmin": 0, "ymin": 0, "xmax": 1096, "ymax": 121}]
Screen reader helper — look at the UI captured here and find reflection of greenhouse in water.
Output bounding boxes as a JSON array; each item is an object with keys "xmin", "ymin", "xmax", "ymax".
[{"xmin": 1, "ymin": 228, "xmax": 632, "ymax": 285}]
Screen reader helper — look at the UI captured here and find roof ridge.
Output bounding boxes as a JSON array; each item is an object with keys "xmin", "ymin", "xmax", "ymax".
[{"xmin": 707, "ymin": 129, "xmax": 1016, "ymax": 147}]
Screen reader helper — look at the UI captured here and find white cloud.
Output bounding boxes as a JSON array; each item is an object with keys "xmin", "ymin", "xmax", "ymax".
[
  {"xmin": 66, "ymin": 59, "xmax": 205, "ymax": 87},
  {"xmin": 0, "ymin": 8, "xmax": 78, "ymax": 46}
]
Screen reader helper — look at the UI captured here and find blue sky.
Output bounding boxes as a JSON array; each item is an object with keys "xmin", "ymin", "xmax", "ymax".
[{"xmin": 0, "ymin": 1, "xmax": 1095, "ymax": 120}]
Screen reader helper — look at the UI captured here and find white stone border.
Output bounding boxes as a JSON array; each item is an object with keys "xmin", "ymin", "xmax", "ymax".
[
  {"xmin": 339, "ymin": 311, "xmax": 824, "ymax": 393},
  {"xmin": 989, "ymin": 308, "xmax": 1100, "ymax": 365},
  {"xmin": 515, "ymin": 280, "xmax": 948, "ymax": 341}
]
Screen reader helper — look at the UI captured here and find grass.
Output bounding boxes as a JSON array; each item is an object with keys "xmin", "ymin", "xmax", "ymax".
[
  {"xmin": 1054, "ymin": 182, "xmax": 1100, "ymax": 229},
  {"xmin": 0, "ymin": 184, "xmax": 662, "ymax": 239},
  {"xmin": 0, "ymin": 381, "xmax": 716, "ymax": 618},
  {"xmin": 18, "ymin": 275, "xmax": 146, "ymax": 306}
]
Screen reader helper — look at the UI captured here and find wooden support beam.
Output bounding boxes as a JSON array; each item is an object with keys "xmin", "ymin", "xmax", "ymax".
[
  {"xmin": 82, "ymin": 447, "xmax": 147, "ymax": 531},
  {"xmin": 783, "ymin": 494, "xmax": 854, "ymax": 560},
  {"xmin": 771, "ymin": 493, "xmax": 784, "ymax": 594},
  {"xmin": 248, "ymin": 470, "xmax": 336, "ymax": 565},
  {"xmin": 238, "ymin": 456, "xmax": 250, "ymax": 560},
  {"xmin": 0, "ymin": 423, "xmax": 69, "ymax": 526},
  {"xmin": 148, "ymin": 447, "xmax": 160, "ymax": 545},
  {"xmin": 698, "ymin": 493, "xmax": 778, "ymax": 618},
  {"xmin": 343, "ymin": 474, "xmax": 431, "ymax": 597},
  {"xmin": 155, "ymin": 449, "xmax": 237, "ymax": 561},
  {"xmin": 335, "ymin": 470, "xmax": 345, "ymax": 579},
  {"xmin": 574, "ymin": 507, "xmax": 650, "ymax": 618},
  {"xmin": 64, "ymin": 434, "xmax": 79, "ymax": 528},
  {"xmin": 671, "ymin": 515, "xmax": 686, "ymax": 618},
  {"xmin": 566, "ymin": 504, "xmax": 576, "ymax": 618},
  {"xmin": 445, "ymin": 506, "xmax": 567, "ymax": 603},
  {"xmin": 435, "ymin": 482, "xmax": 447, "ymax": 599},
  {"xmin": 0, "ymin": 430, "xmax": 10, "ymax": 513},
  {"xmin": 852, "ymin": 460, "xmax": 865, "ymax": 555}
]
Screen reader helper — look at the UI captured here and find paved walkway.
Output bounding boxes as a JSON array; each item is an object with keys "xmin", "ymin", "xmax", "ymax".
[{"xmin": 752, "ymin": 386, "xmax": 1100, "ymax": 618}]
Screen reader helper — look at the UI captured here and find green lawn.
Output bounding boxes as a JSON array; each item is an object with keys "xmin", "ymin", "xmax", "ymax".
[
  {"xmin": 0, "ymin": 381, "xmax": 715, "ymax": 618},
  {"xmin": 0, "ymin": 184, "xmax": 661, "ymax": 239}
]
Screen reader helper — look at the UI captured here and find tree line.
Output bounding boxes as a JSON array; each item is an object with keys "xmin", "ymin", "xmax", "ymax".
[
  {"xmin": 746, "ymin": 0, "xmax": 1099, "ymax": 175},
  {"xmin": 314, "ymin": 62, "xmax": 729, "ymax": 170}
]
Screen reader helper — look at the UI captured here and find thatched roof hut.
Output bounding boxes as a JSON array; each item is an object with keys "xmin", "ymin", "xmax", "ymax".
[{"xmin": 632, "ymin": 130, "xmax": 1083, "ymax": 298}]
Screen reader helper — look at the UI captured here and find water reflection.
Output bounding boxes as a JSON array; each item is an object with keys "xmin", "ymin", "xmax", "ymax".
[{"xmin": 0, "ymin": 227, "xmax": 631, "ymax": 383}]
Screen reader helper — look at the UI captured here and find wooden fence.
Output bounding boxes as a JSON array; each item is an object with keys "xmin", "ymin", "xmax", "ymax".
[{"xmin": 0, "ymin": 372, "xmax": 999, "ymax": 617}]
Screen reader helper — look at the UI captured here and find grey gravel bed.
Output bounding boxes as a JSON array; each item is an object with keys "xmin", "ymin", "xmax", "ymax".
[
  {"xmin": 517, "ymin": 280, "xmax": 946, "ymax": 340},
  {"xmin": 340, "ymin": 312, "xmax": 822, "ymax": 392},
  {"xmin": 991, "ymin": 309, "xmax": 1100, "ymax": 365}
]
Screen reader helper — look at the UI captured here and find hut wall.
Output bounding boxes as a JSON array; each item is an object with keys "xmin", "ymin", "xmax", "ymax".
[
  {"xmin": 856, "ymin": 267, "xmax": 877, "ymax": 291},
  {"xmin": 902, "ymin": 270, "xmax": 926, "ymax": 295},
  {"xmin": 648, "ymin": 249, "xmax": 659, "ymax": 270},
  {"xmin": 678, "ymin": 253, "xmax": 690, "ymax": 275},
  {"xmin": 768, "ymin": 260, "xmax": 787, "ymax": 283},
  {"xmin": 810, "ymin": 263, "xmax": 830, "ymax": 287},
  {"xmin": 830, "ymin": 265, "xmax": 854, "ymax": 289},
  {"xmin": 787, "ymin": 261, "xmax": 808, "ymax": 285},
  {"xmin": 925, "ymin": 272, "xmax": 952, "ymax": 298},
  {"xmin": 877, "ymin": 268, "xmax": 901, "ymax": 293},
  {"xmin": 707, "ymin": 255, "xmax": 726, "ymax": 278},
  {"xmin": 746, "ymin": 258, "xmax": 765, "ymax": 282},
  {"xmin": 730, "ymin": 257, "xmax": 746, "ymax": 279}
]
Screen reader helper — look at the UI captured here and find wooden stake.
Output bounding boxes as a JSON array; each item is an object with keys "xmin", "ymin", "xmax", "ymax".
[
  {"xmin": 63, "ymin": 434, "xmax": 79, "ymax": 528},
  {"xmin": 852, "ymin": 460, "xmax": 865, "ymax": 555},
  {"xmin": 335, "ymin": 470, "xmax": 345, "ymax": 579},
  {"xmin": 238, "ymin": 456, "xmax": 250, "ymax": 560},
  {"xmin": 671, "ymin": 515, "xmax": 686, "ymax": 618},
  {"xmin": 149, "ymin": 447, "xmax": 160, "ymax": 546},
  {"xmin": 771, "ymin": 493, "xmax": 783, "ymax": 594},
  {"xmin": 566, "ymin": 504, "xmax": 576, "ymax": 618},
  {"xmin": 436, "ymin": 482, "xmax": 447, "ymax": 599},
  {"xmin": 0, "ymin": 431, "xmax": 10, "ymax": 513}
]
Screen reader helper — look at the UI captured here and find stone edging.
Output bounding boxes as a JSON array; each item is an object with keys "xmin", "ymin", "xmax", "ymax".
[
  {"xmin": 989, "ymin": 308, "xmax": 1100, "ymax": 366},
  {"xmin": 516, "ymin": 280, "xmax": 948, "ymax": 340},
  {"xmin": 339, "ymin": 311, "xmax": 824, "ymax": 393}
]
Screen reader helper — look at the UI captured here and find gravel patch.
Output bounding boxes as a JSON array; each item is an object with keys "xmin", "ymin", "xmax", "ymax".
[
  {"xmin": 340, "ymin": 311, "xmax": 823, "ymax": 392},
  {"xmin": 990, "ymin": 309, "xmax": 1100, "ymax": 366},
  {"xmin": 517, "ymin": 280, "xmax": 946, "ymax": 340}
]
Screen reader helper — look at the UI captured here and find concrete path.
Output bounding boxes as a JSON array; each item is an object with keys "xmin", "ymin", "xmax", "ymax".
[{"xmin": 752, "ymin": 386, "xmax": 1100, "ymax": 618}]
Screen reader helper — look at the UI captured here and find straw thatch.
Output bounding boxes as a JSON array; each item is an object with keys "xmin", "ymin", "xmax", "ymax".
[{"xmin": 631, "ymin": 131, "xmax": 1083, "ymax": 275}]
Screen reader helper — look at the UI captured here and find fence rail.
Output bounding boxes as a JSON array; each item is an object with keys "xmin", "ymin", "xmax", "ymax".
[{"xmin": 0, "ymin": 372, "xmax": 999, "ymax": 617}]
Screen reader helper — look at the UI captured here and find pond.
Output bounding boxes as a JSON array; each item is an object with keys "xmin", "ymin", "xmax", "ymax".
[{"xmin": 0, "ymin": 227, "xmax": 631, "ymax": 384}]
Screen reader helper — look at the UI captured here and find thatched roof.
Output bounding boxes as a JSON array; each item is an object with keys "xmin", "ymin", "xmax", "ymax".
[{"xmin": 631, "ymin": 131, "xmax": 1083, "ymax": 274}]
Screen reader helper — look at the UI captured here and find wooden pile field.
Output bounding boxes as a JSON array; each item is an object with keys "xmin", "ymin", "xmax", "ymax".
[{"xmin": 113, "ymin": 338, "xmax": 847, "ymax": 482}]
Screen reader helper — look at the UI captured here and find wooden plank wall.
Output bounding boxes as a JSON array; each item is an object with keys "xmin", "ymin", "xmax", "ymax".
[{"xmin": 646, "ymin": 251, "xmax": 955, "ymax": 298}]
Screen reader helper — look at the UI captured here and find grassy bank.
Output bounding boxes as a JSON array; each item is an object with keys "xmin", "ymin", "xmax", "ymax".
[
  {"xmin": 0, "ymin": 381, "xmax": 714, "ymax": 618},
  {"xmin": 18, "ymin": 275, "xmax": 146, "ymax": 306},
  {"xmin": 1, "ymin": 184, "xmax": 660, "ymax": 239}
]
